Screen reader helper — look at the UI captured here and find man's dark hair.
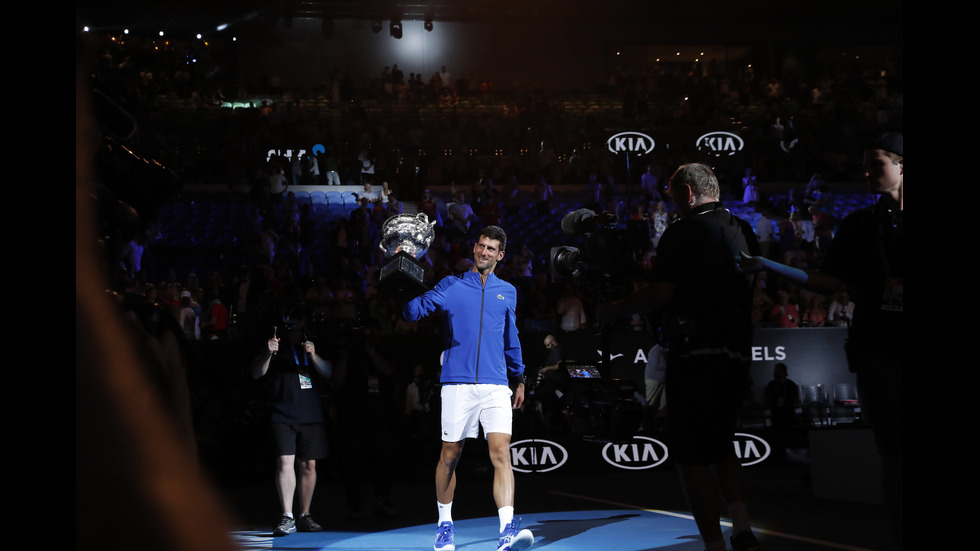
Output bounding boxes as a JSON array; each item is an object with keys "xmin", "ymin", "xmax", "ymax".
[{"xmin": 479, "ymin": 225, "xmax": 507, "ymax": 251}]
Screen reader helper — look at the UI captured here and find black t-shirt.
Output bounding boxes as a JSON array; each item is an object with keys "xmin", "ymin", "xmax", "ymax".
[
  {"xmin": 652, "ymin": 202, "xmax": 758, "ymax": 354},
  {"xmin": 820, "ymin": 203, "xmax": 903, "ymax": 357},
  {"xmin": 265, "ymin": 343, "xmax": 326, "ymax": 424}
]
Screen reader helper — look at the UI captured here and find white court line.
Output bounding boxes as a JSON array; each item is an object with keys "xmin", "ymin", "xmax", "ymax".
[
  {"xmin": 229, "ymin": 529, "xmax": 273, "ymax": 550},
  {"xmin": 549, "ymin": 490, "xmax": 874, "ymax": 551}
]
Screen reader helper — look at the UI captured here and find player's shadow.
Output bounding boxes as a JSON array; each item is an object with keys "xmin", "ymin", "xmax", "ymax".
[{"xmin": 531, "ymin": 513, "xmax": 638, "ymax": 544}]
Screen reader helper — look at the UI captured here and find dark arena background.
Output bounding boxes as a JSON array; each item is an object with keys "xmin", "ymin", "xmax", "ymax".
[{"xmin": 76, "ymin": 2, "xmax": 902, "ymax": 550}]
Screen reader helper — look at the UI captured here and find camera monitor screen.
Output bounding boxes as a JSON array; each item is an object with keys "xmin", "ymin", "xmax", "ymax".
[{"xmin": 564, "ymin": 362, "xmax": 602, "ymax": 379}]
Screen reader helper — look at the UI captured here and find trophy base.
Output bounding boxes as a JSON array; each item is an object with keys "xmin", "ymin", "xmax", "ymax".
[{"xmin": 377, "ymin": 251, "xmax": 429, "ymax": 302}]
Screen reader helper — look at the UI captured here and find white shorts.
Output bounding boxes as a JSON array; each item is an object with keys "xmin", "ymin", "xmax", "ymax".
[{"xmin": 440, "ymin": 384, "xmax": 513, "ymax": 442}]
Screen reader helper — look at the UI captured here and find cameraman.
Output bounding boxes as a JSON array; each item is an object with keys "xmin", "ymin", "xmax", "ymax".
[
  {"xmin": 599, "ymin": 163, "xmax": 762, "ymax": 551},
  {"xmin": 251, "ymin": 310, "xmax": 333, "ymax": 537}
]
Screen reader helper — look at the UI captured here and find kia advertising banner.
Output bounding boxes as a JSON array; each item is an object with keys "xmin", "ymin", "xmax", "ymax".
[
  {"xmin": 513, "ymin": 327, "xmax": 855, "ymax": 473},
  {"xmin": 507, "ymin": 433, "xmax": 771, "ymax": 473}
]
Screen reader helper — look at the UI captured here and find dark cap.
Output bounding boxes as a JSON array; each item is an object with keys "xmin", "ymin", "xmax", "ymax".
[{"xmin": 870, "ymin": 132, "xmax": 903, "ymax": 157}]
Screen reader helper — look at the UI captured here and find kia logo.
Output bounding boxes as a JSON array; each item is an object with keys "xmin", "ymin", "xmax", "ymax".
[
  {"xmin": 601, "ymin": 436, "xmax": 669, "ymax": 470},
  {"xmin": 606, "ymin": 132, "xmax": 655, "ymax": 155},
  {"xmin": 510, "ymin": 439, "xmax": 569, "ymax": 473},
  {"xmin": 696, "ymin": 131, "xmax": 744, "ymax": 157},
  {"xmin": 734, "ymin": 433, "xmax": 771, "ymax": 466}
]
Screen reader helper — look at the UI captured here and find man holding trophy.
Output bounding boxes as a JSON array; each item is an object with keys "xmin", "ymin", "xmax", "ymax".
[{"xmin": 383, "ymin": 219, "xmax": 533, "ymax": 551}]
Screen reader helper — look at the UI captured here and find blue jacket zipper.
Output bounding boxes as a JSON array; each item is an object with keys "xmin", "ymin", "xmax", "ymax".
[{"xmin": 475, "ymin": 278, "xmax": 485, "ymax": 382}]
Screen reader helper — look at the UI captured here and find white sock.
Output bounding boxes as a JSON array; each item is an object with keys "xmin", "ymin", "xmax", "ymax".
[
  {"xmin": 498, "ymin": 506, "xmax": 514, "ymax": 532},
  {"xmin": 437, "ymin": 501, "xmax": 453, "ymax": 525},
  {"xmin": 283, "ymin": 512, "xmax": 294, "ymax": 519}
]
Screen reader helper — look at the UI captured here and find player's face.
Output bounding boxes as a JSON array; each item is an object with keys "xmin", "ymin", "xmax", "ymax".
[{"xmin": 473, "ymin": 236, "xmax": 505, "ymax": 273}]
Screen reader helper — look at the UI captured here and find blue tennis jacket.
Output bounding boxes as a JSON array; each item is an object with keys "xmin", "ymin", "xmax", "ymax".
[{"xmin": 403, "ymin": 269, "xmax": 525, "ymax": 386}]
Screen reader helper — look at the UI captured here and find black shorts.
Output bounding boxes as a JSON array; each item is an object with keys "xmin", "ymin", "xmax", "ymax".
[
  {"xmin": 855, "ymin": 354, "xmax": 903, "ymax": 456},
  {"xmin": 271, "ymin": 422, "xmax": 329, "ymax": 460},
  {"xmin": 665, "ymin": 353, "xmax": 748, "ymax": 465}
]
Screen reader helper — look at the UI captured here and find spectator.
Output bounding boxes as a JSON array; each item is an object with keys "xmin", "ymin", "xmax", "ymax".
[{"xmin": 556, "ymin": 281, "xmax": 587, "ymax": 332}]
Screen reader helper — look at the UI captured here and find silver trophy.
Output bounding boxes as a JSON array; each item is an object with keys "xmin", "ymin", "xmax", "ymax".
[{"xmin": 377, "ymin": 212, "xmax": 436, "ymax": 301}]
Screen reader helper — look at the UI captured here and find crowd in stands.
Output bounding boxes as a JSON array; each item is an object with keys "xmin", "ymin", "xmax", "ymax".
[
  {"xmin": 89, "ymin": 29, "xmax": 898, "ymax": 463},
  {"xmin": 88, "ymin": 31, "xmax": 902, "ymax": 196}
]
